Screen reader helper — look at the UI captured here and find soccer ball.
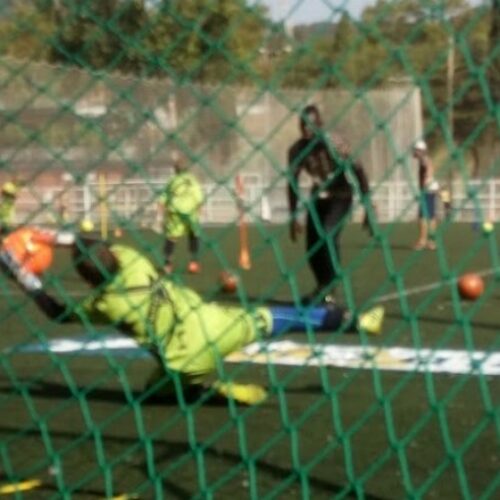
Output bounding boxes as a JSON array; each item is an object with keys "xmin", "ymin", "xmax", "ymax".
[
  {"xmin": 2, "ymin": 228, "xmax": 53, "ymax": 275},
  {"xmin": 457, "ymin": 273, "xmax": 484, "ymax": 301},
  {"xmin": 220, "ymin": 270, "xmax": 238, "ymax": 294}
]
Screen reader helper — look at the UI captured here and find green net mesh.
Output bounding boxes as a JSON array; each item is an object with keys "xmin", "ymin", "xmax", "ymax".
[{"xmin": 0, "ymin": 0, "xmax": 499, "ymax": 498}]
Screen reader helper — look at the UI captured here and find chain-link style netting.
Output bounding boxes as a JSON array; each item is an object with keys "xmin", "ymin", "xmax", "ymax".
[{"xmin": 0, "ymin": 1, "xmax": 499, "ymax": 498}]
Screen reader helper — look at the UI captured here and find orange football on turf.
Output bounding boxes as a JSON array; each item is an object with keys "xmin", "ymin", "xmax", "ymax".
[
  {"xmin": 220, "ymin": 271, "xmax": 238, "ymax": 293},
  {"xmin": 457, "ymin": 273, "xmax": 484, "ymax": 301}
]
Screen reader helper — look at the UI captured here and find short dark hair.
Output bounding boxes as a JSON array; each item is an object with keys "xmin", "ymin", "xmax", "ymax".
[
  {"xmin": 299, "ymin": 104, "xmax": 322, "ymax": 132},
  {"xmin": 72, "ymin": 237, "xmax": 119, "ymax": 287}
]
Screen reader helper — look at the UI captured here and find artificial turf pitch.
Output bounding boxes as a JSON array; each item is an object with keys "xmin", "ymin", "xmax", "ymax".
[{"xmin": 0, "ymin": 222, "xmax": 499, "ymax": 499}]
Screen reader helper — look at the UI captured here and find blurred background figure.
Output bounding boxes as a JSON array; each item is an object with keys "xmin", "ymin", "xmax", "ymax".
[
  {"xmin": 0, "ymin": 181, "xmax": 19, "ymax": 236},
  {"xmin": 413, "ymin": 140, "xmax": 438, "ymax": 250},
  {"xmin": 440, "ymin": 188, "xmax": 452, "ymax": 220},
  {"xmin": 158, "ymin": 151, "xmax": 204, "ymax": 274}
]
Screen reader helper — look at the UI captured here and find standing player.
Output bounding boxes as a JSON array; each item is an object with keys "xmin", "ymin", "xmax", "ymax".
[
  {"xmin": 287, "ymin": 104, "xmax": 376, "ymax": 304},
  {"xmin": 412, "ymin": 140, "xmax": 438, "ymax": 250},
  {"xmin": 1, "ymin": 228, "xmax": 385, "ymax": 406},
  {"xmin": 158, "ymin": 151, "xmax": 204, "ymax": 274},
  {"xmin": 0, "ymin": 181, "xmax": 19, "ymax": 236}
]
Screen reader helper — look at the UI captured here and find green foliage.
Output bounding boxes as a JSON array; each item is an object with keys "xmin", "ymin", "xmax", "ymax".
[
  {"xmin": 47, "ymin": 0, "xmax": 150, "ymax": 72},
  {"xmin": 0, "ymin": 2, "xmax": 54, "ymax": 61},
  {"xmin": 0, "ymin": 0, "xmax": 496, "ymax": 151},
  {"xmin": 148, "ymin": 0, "xmax": 267, "ymax": 83}
]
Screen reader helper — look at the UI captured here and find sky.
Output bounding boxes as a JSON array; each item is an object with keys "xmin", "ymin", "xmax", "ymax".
[
  {"xmin": 257, "ymin": 0, "xmax": 485, "ymax": 25},
  {"xmin": 256, "ymin": 0, "xmax": 375, "ymax": 25}
]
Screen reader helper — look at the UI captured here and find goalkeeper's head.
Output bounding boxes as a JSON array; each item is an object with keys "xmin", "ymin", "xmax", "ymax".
[{"xmin": 72, "ymin": 237, "xmax": 119, "ymax": 287}]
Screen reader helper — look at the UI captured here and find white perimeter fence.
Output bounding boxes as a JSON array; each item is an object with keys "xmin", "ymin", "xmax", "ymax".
[{"xmin": 13, "ymin": 175, "xmax": 500, "ymax": 229}]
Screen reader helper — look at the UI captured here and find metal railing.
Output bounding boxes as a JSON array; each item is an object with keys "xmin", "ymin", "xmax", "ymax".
[{"xmin": 13, "ymin": 175, "xmax": 500, "ymax": 228}]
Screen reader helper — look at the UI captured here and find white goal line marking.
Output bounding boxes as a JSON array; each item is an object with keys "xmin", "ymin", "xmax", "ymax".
[{"xmin": 6, "ymin": 336, "xmax": 500, "ymax": 376}]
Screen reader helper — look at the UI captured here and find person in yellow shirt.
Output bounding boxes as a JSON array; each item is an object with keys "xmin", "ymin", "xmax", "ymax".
[
  {"xmin": 158, "ymin": 151, "xmax": 204, "ymax": 274},
  {"xmin": 1, "ymin": 228, "xmax": 385, "ymax": 406},
  {"xmin": 0, "ymin": 182, "xmax": 19, "ymax": 235}
]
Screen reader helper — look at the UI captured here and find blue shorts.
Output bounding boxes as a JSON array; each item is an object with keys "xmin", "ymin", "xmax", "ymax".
[{"xmin": 418, "ymin": 192, "xmax": 436, "ymax": 220}]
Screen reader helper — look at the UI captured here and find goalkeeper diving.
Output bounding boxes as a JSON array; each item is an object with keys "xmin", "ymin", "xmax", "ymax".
[{"xmin": 0, "ymin": 226, "xmax": 385, "ymax": 405}]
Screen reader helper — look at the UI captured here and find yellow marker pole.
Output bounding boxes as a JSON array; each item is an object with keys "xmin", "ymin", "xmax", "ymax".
[
  {"xmin": 99, "ymin": 173, "xmax": 108, "ymax": 240},
  {"xmin": 235, "ymin": 175, "xmax": 251, "ymax": 270}
]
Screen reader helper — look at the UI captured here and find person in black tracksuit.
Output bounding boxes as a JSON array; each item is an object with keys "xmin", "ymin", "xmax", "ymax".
[{"xmin": 287, "ymin": 105, "xmax": 375, "ymax": 304}]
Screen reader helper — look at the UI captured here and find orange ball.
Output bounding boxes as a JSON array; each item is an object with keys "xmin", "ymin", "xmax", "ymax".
[
  {"xmin": 457, "ymin": 273, "xmax": 484, "ymax": 301},
  {"xmin": 220, "ymin": 270, "xmax": 238, "ymax": 294},
  {"xmin": 2, "ymin": 228, "xmax": 54, "ymax": 275}
]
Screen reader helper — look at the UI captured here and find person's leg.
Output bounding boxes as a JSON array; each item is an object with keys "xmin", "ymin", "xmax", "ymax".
[
  {"xmin": 306, "ymin": 201, "xmax": 327, "ymax": 289},
  {"xmin": 304, "ymin": 199, "xmax": 341, "ymax": 303},
  {"xmin": 269, "ymin": 303, "xmax": 348, "ymax": 335},
  {"xmin": 415, "ymin": 194, "xmax": 428, "ymax": 249},
  {"xmin": 426, "ymin": 194, "xmax": 437, "ymax": 249},
  {"xmin": 161, "ymin": 302, "xmax": 270, "ymax": 405},
  {"xmin": 164, "ymin": 211, "xmax": 186, "ymax": 272},
  {"xmin": 187, "ymin": 226, "xmax": 201, "ymax": 274},
  {"xmin": 321, "ymin": 197, "xmax": 352, "ymax": 285},
  {"xmin": 444, "ymin": 202, "xmax": 452, "ymax": 219},
  {"xmin": 164, "ymin": 238, "xmax": 176, "ymax": 272},
  {"xmin": 268, "ymin": 302, "xmax": 384, "ymax": 337},
  {"xmin": 415, "ymin": 219, "xmax": 427, "ymax": 248}
]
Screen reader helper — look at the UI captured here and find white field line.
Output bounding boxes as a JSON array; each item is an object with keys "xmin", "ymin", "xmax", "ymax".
[{"xmin": 0, "ymin": 288, "xmax": 88, "ymax": 297}]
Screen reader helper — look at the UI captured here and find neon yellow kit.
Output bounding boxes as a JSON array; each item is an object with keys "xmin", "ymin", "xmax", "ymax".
[{"xmin": 80, "ymin": 245, "xmax": 270, "ymax": 382}]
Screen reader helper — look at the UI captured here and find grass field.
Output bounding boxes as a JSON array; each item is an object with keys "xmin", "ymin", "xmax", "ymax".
[{"xmin": 0, "ymin": 222, "xmax": 499, "ymax": 499}]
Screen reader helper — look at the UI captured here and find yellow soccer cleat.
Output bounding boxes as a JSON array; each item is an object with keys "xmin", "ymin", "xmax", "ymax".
[
  {"xmin": 213, "ymin": 381, "xmax": 268, "ymax": 405},
  {"xmin": 358, "ymin": 306, "xmax": 385, "ymax": 336}
]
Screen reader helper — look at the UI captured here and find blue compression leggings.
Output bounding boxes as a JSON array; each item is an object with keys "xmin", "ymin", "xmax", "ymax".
[{"xmin": 268, "ymin": 305, "xmax": 354, "ymax": 337}]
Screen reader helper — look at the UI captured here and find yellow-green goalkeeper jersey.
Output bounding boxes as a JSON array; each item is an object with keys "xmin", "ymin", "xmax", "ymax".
[
  {"xmin": 79, "ymin": 244, "xmax": 204, "ymax": 349},
  {"xmin": 161, "ymin": 172, "xmax": 203, "ymax": 215},
  {"xmin": 0, "ymin": 197, "xmax": 15, "ymax": 226},
  {"xmin": 76, "ymin": 243, "xmax": 271, "ymax": 377}
]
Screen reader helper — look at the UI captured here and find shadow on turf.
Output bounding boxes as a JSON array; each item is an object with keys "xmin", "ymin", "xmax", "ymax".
[
  {"xmin": 0, "ymin": 379, "xmax": 246, "ymax": 407},
  {"xmin": 348, "ymin": 241, "xmax": 412, "ymax": 251},
  {"xmin": 0, "ymin": 426, "xmax": 389, "ymax": 499},
  {"xmin": 139, "ymin": 444, "xmax": 390, "ymax": 499},
  {"xmin": 0, "ymin": 418, "xmax": 384, "ymax": 500},
  {"xmin": 385, "ymin": 311, "xmax": 500, "ymax": 331}
]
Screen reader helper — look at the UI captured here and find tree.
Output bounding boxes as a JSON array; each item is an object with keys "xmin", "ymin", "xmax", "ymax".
[
  {"xmin": 490, "ymin": 0, "xmax": 500, "ymax": 104},
  {"xmin": 357, "ymin": 0, "xmax": 491, "ymax": 152},
  {"xmin": 0, "ymin": 2, "xmax": 55, "ymax": 61},
  {"xmin": 49, "ymin": 0, "xmax": 150, "ymax": 73},
  {"xmin": 148, "ymin": 0, "xmax": 267, "ymax": 83}
]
